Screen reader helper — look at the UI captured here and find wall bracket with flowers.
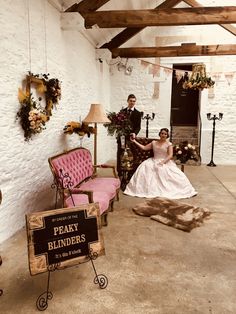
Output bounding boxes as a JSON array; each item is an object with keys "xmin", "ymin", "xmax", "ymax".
[
  {"xmin": 63, "ymin": 121, "xmax": 95, "ymax": 146},
  {"xmin": 17, "ymin": 72, "xmax": 61, "ymax": 141}
]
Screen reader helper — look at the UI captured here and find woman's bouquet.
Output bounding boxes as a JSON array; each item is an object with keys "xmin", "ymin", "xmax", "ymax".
[
  {"xmin": 104, "ymin": 110, "xmax": 132, "ymax": 138},
  {"xmin": 173, "ymin": 141, "xmax": 199, "ymax": 164}
]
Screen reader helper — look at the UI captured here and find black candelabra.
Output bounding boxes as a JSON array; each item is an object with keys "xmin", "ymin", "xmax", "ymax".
[
  {"xmin": 141, "ymin": 113, "xmax": 155, "ymax": 138},
  {"xmin": 206, "ymin": 112, "xmax": 223, "ymax": 167}
]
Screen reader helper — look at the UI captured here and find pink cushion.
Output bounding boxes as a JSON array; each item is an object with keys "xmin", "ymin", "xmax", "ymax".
[
  {"xmin": 79, "ymin": 178, "xmax": 120, "ymax": 199},
  {"xmin": 65, "ymin": 191, "xmax": 110, "ymax": 215},
  {"xmin": 88, "ymin": 177, "xmax": 120, "ymax": 189}
]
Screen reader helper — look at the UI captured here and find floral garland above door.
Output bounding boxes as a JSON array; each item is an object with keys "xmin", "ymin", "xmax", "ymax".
[{"xmin": 17, "ymin": 72, "xmax": 61, "ymax": 141}]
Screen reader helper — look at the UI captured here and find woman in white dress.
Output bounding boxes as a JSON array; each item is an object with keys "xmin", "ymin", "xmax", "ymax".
[{"xmin": 124, "ymin": 128, "xmax": 197, "ymax": 199}]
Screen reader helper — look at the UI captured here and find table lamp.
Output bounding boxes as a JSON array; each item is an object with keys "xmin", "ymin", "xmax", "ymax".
[{"xmin": 83, "ymin": 103, "xmax": 111, "ymax": 165}]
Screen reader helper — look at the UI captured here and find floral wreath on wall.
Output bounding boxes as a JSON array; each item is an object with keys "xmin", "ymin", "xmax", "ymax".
[{"xmin": 17, "ymin": 72, "xmax": 61, "ymax": 141}]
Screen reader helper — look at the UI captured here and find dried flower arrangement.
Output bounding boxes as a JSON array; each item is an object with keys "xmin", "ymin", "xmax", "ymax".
[
  {"xmin": 63, "ymin": 121, "xmax": 95, "ymax": 137},
  {"xmin": 182, "ymin": 76, "xmax": 215, "ymax": 91},
  {"xmin": 17, "ymin": 72, "xmax": 61, "ymax": 141},
  {"xmin": 182, "ymin": 63, "xmax": 215, "ymax": 91},
  {"xmin": 173, "ymin": 141, "xmax": 200, "ymax": 164}
]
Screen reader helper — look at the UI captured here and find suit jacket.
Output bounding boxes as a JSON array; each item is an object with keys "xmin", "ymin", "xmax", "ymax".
[{"xmin": 122, "ymin": 107, "xmax": 142, "ymax": 135}]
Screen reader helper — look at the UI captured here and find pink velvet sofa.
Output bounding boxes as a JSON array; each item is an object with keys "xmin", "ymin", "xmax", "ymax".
[{"xmin": 48, "ymin": 147, "xmax": 120, "ymax": 226}]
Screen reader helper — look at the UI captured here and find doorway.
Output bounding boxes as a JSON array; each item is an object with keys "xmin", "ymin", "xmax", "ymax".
[{"xmin": 170, "ymin": 64, "xmax": 201, "ymax": 147}]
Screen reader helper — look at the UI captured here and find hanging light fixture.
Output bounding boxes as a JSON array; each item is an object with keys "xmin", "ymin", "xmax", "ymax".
[
  {"xmin": 125, "ymin": 66, "xmax": 133, "ymax": 76},
  {"xmin": 117, "ymin": 58, "xmax": 133, "ymax": 75},
  {"xmin": 182, "ymin": 63, "xmax": 215, "ymax": 91},
  {"xmin": 117, "ymin": 62, "xmax": 126, "ymax": 71}
]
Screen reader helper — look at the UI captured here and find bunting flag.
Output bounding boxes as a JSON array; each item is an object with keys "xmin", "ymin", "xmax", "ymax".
[
  {"xmin": 211, "ymin": 72, "xmax": 221, "ymax": 81},
  {"xmin": 163, "ymin": 67, "xmax": 172, "ymax": 77},
  {"xmin": 140, "ymin": 60, "xmax": 150, "ymax": 70},
  {"xmin": 137, "ymin": 59, "xmax": 235, "ymax": 87},
  {"xmin": 152, "ymin": 65, "xmax": 160, "ymax": 77},
  {"xmin": 224, "ymin": 72, "xmax": 235, "ymax": 86},
  {"xmin": 153, "ymin": 82, "xmax": 160, "ymax": 99},
  {"xmin": 175, "ymin": 70, "xmax": 184, "ymax": 83}
]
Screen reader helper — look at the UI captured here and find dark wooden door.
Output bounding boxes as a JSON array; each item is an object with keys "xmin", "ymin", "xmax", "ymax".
[{"xmin": 171, "ymin": 64, "xmax": 199, "ymax": 126}]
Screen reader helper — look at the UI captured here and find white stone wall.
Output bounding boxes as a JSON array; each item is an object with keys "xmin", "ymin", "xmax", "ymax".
[
  {"xmin": 110, "ymin": 56, "xmax": 236, "ymax": 166},
  {"xmin": 1, "ymin": 0, "xmax": 236, "ymax": 243},
  {"xmin": 161, "ymin": 56, "xmax": 236, "ymax": 166},
  {"xmin": 0, "ymin": 0, "xmax": 111, "ymax": 243}
]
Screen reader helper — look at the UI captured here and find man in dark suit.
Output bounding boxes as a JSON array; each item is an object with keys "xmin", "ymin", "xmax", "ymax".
[
  {"xmin": 122, "ymin": 94, "xmax": 142, "ymax": 137},
  {"xmin": 117, "ymin": 94, "xmax": 142, "ymax": 177}
]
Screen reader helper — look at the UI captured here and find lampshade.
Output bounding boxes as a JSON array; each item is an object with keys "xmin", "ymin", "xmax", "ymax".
[
  {"xmin": 190, "ymin": 63, "xmax": 206, "ymax": 80},
  {"xmin": 83, "ymin": 103, "xmax": 110, "ymax": 166},
  {"xmin": 83, "ymin": 104, "xmax": 111, "ymax": 124}
]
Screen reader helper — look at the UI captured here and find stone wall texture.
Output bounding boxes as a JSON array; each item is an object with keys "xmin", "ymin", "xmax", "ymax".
[
  {"xmin": 0, "ymin": 0, "xmax": 111, "ymax": 243},
  {"xmin": 0, "ymin": 1, "xmax": 236, "ymax": 243},
  {"xmin": 110, "ymin": 57, "xmax": 236, "ymax": 165}
]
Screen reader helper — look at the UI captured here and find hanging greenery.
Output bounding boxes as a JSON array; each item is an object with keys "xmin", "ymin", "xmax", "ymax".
[
  {"xmin": 182, "ymin": 75, "xmax": 215, "ymax": 91},
  {"xmin": 182, "ymin": 63, "xmax": 215, "ymax": 91},
  {"xmin": 17, "ymin": 72, "xmax": 61, "ymax": 141}
]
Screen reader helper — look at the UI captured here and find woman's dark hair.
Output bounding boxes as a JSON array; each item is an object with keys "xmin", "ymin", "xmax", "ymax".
[
  {"xmin": 127, "ymin": 94, "xmax": 136, "ymax": 101},
  {"xmin": 159, "ymin": 128, "xmax": 169, "ymax": 138}
]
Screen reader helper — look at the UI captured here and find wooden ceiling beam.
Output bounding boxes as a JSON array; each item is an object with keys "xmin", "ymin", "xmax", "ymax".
[
  {"xmin": 183, "ymin": 0, "xmax": 236, "ymax": 36},
  {"xmin": 101, "ymin": 0, "xmax": 182, "ymax": 49},
  {"xmin": 111, "ymin": 44, "xmax": 236, "ymax": 58},
  {"xmin": 65, "ymin": 0, "xmax": 110, "ymax": 18},
  {"xmin": 84, "ymin": 7, "xmax": 236, "ymax": 28},
  {"xmin": 220, "ymin": 24, "xmax": 236, "ymax": 36}
]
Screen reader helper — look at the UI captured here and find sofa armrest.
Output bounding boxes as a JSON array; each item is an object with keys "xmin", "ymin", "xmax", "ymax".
[
  {"xmin": 93, "ymin": 164, "xmax": 118, "ymax": 178},
  {"xmin": 66, "ymin": 188, "xmax": 94, "ymax": 203}
]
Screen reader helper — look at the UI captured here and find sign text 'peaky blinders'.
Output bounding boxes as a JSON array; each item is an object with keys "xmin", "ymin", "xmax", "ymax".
[{"xmin": 26, "ymin": 204, "xmax": 105, "ymax": 275}]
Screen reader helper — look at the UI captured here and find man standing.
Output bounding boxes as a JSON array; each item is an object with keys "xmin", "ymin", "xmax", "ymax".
[
  {"xmin": 122, "ymin": 94, "xmax": 142, "ymax": 138},
  {"xmin": 117, "ymin": 94, "xmax": 142, "ymax": 177}
]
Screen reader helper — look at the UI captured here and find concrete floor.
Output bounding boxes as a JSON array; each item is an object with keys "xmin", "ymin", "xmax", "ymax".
[{"xmin": 0, "ymin": 165, "xmax": 236, "ymax": 314}]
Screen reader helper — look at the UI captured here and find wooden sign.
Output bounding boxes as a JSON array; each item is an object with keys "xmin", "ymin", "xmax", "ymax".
[{"xmin": 26, "ymin": 203, "xmax": 104, "ymax": 276}]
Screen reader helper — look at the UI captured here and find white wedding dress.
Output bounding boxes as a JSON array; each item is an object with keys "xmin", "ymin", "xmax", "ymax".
[{"xmin": 124, "ymin": 141, "xmax": 197, "ymax": 199}]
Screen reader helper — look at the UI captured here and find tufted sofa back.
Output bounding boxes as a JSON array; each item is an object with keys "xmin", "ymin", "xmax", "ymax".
[{"xmin": 49, "ymin": 147, "xmax": 94, "ymax": 188}]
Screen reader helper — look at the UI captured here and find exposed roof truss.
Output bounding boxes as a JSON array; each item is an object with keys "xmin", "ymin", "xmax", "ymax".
[{"xmin": 64, "ymin": 0, "xmax": 236, "ymax": 58}]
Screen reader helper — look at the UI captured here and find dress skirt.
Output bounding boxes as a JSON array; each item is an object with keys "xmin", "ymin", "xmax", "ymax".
[{"xmin": 124, "ymin": 158, "xmax": 197, "ymax": 199}]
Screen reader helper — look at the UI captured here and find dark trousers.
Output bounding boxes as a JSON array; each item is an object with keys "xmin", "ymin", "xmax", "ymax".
[{"xmin": 116, "ymin": 137, "xmax": 123, "ymax": 177}]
